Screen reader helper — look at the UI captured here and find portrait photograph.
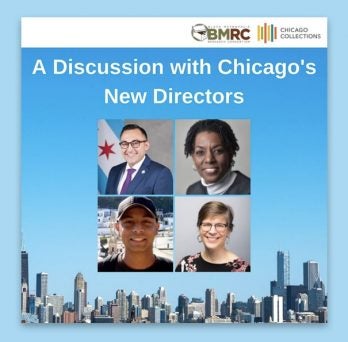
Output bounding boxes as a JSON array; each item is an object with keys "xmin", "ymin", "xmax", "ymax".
[
  {"xmin": 175, "ymin": 119, "xmax": 250, "ymax": 195},
  {"xmin": 175, "ymin": 196, "xmax": 250, "ymax": 272},
  {"xmin": 98, "ymin": 119, "xmax": 173, "ymax": 195},
  {"xmin": 98, "ymin": 196, "xmax": 174, "ymax": 272}
]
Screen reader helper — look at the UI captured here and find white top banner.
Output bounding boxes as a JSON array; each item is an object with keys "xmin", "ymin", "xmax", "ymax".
[{"xmin": 21, "ymin": 17, "xmax": 327, "ymax": 48}]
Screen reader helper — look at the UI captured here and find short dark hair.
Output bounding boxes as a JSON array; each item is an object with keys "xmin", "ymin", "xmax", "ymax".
[
  {"xmin": 184, "ymin": 119, "xmax": 239, "ymax": 166},
  {"xmin": 197, "ymin": 201, "xmax": 234, "ymax": 232},
  {"xmin": 120, "ymin": 124, "xmax": 148, "ymax": 140}
]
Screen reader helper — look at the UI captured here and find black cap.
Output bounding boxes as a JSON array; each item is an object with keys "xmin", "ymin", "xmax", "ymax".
[{"xmin": 117, "ymin": 196, "xmax": 157, "ymax": 221}]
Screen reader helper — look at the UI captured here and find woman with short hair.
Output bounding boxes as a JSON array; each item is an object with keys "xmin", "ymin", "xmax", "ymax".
[{"xmin": 175, "ymin": 201, "xmax": 250, "ymax": 272}]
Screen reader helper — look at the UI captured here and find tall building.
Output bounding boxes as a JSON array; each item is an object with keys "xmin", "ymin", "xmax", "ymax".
[
  {"xmin": 295, "ymin": 293, "xmax": 308, "ymax": 312},
  {"xmin": 247, "ymin": 295, "xmax": 261, "ymax": 319},
  {"xmin": 157, "ymin": 286, "xmax": 166, "ymax": 306},
  {"xmin": 38, "ymin": 303, "xmax": 48, "ymax": 323},
  {"xmin": 286, "ymin": 285, "xmax": 307, "ymax": 311},
  {"xmin": 116, "ymin": 289, "xmax": 128, "ymax": 321},
  {"xmin": 84, "ymin": 280, "xmax": 88, "ymax": 307},
  {"xmin": 303, "ymin": 260, "xmax": 320, "ymax": 291},
  {"xmin": 152, "ymin": 292, "xmax": 160, "ymax": 307},
  {"xmin": 74, "ymin": 272, "xmax": 86, "ymax": 322},
  {"xmin": 21, "ymin": 282, "xmax": 28, "ymax": 313},
  {"xmin": 110, "ymin": 303, "xmax": 122, "ymax": 322},
  {"xmin": 164, "ymin": 303, "xmax": 172, "ymax": 320},
  {"xmin": 149, "ymin": 306, "xmax": 161, "ymax": 323},
  {"xmin": 188, "ymin": 298, "xmax": 205, "ymax": 321},
  {"xmin": 177, "ymin": 294, "xmax": 189, "ymax": 322},
  {"xmin": 95, "ymin": 296, "xmax": 103, "ymax": 311},
  {"xmin": 308, "ymin": 287, "xmax": 325, "ymax": 312},
  {"xmin": 46, "ymin": 294, "xmax": 64, "ymax": 318},
  {"xmin": 225, "ymin": 292, "xmax": 235, "ymax": 317},
  {"xmin": 205, "ymin": 288, "xmax": 216, "ymax": 318},
  {"xmin": 141, "ymin": 294, "xmax": 152, "ymax": 310},
  {"xmin": 160, "ymin": 308, "xmax": 167, "ymax": 323},
  {"xmin": 100, "ymin": 304, "xmax": 109, "ymax": 316},
  {"xmin": 28, "ymin": 294, "xmax": 36, "ymax": 315},
  {"xmin": 21, "ymin": 250, "xmax": 29, "ymax": 306},
  {"xmin": 36, "ymin": 272, "xmax": 48, "ymax": 301},
  {"xmin": 128, "ymin": 290, "xmax": 140, "ymax": 321},
  {"xmin": 254, "ymin": 299, "xmax": 262, "ymax": 321},
  {"xmin": 262, "ymin": 295, "xmax": 283, "ymax": 323},
  {"xmin": 277, "ymin": 251, "xmax": 290, "ymax": 289},
  {"xmin": 272, "ymin": 251, "xmax": 290, "ymax": 314},
  {"xmin": 270, "ymin": 280, "xmax": 277, "ymax": 295}
]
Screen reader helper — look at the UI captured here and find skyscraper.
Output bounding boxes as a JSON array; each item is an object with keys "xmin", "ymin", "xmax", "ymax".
[
  {"xmin": 46, "ymin": 294, "xmax": 64, "ymax": 318},
  {"xmin": 28, "ymin": 294, "xmax": 36, "ymax": 315},
  {"xmin": 116, "ymin": 289, "xmax": 128, "ymax": 321},
  {"xmin": 128, "ymin": 290, "xmax": 140, "ymax": 320},
  {"xmin": 303, "ymin": 260, "xmax": 320, "ymax": 291},
  {"xmin": 247, "ymin": 295, "xmax": 261, "ymax": 318},
  {"xmin": 21, "ymin": 250, "xmax": 29, "ymax": 294},
  {"xmin": 21, "ymin": 250, "xmax": 29, "ymax": 313},
  {"xmin": 149, "ymin": 306, "xmax": 161, "ymax": 323},
  {"xmin": 277, "ymin": 251, "xmax": 290, "ymax": 289},
  {"xmin": 141, "ymin": 294, "xmax": 152, "ymax": 310},
  {"xmin": 295, "ymin": 293, "xmax": 308, "ymax": 312},
  {"xmin": 177, "ymin": 294, "xmax": 189, "ymax": 322},
  {"xmin": 286, "ymin": 285, "xmax": 307, "ymax": 311},
  {"xmin": 262, "ymin": 295, "xmax": 283, "ymax": 323},
  {"xmin": 74, "ymin": 272, "xmax": 86, "ymax": 322},
  {"xmin": 225, "ymin": 292, "xmax": 235, "ymax": 317},
  {"xmin": 21, "ymin": 282, "xmax": 28, "ymax": 313},
  {"xmin": 94, "ymin": 296, "xmax": 103, "ymax": 312},
  {"xmin": 157, "ymin": 286, "xmax": 166, "ymax": 306},
  {"xmin": 205, "ymin": 288, "xmax": 216, "ymax": 318},
  {"xmin": 36, "ymin": 272, "xmax": 48, "ymax": 302}
]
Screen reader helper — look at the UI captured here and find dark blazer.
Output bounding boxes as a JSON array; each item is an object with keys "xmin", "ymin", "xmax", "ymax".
[
  {"xmin": 105, "ymin": 155, "xmax": 173, "ymax": 195},
  {"xmin": 186, "ymin": 171, "xmax": 250, "ymax": 195}
]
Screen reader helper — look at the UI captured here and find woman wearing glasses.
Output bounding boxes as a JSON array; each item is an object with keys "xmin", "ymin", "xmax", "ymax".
[
  {"xmin": 183, "ymin": 119, "xmax": 250, "ymax": 195},
  {"xmin": 175, "ymin": 201, "xmax": 250, "ymax": 272}
]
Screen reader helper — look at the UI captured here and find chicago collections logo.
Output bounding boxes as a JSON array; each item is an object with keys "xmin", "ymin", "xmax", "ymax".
[
  {"xmin": 191, "ymin": 23, "xmax": 250, "ymax": 43},
  {"xmin": 257, "ymin": 23, "xmax": 278, "ymax": 43}
]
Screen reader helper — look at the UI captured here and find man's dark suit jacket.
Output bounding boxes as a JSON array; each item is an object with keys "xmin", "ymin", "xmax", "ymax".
[{"xmin": 105, "ymin": 155, "xmax": 173, "ymax": 194}]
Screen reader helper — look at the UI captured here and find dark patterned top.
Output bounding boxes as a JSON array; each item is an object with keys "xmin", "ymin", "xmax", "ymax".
[
  {"xmin": 175, "ymin": 252, "xmax": 250, "ymax": 272},
  {"xmin": 98, "ymin": 253, "xmax": 173, "ymax": 272}
]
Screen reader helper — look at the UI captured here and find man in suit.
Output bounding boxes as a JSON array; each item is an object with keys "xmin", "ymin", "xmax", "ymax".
[{"xmin": 105, "ymin": 124, "xmax": 173, "ymax": 194}]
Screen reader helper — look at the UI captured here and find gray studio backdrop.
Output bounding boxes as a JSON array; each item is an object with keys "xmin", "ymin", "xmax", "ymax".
[
  {"xmin": 124, "ymin": 119, "xmax": 173, "ymax": 170},
  {"xmin": 174, "ymin": 196, "xmax": 250, "ymax": 268},
  {"xmin": 175, "ymin": 119, "xmax": 250, "ymax": 194}
]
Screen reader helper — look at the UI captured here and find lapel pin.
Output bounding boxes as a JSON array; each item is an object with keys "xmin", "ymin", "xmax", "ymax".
[{"xmin": 141, "ymin": 170, "xmax": 145, "ymax": 174}]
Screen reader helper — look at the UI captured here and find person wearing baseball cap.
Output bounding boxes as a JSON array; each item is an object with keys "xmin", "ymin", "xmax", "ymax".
[{"xmin": 98, "ymin": 196, "xmax": 173, "ymax": 272}]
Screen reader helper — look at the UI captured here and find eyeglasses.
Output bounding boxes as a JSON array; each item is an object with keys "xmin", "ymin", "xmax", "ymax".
[
  {"xmin": 119, "ymin": 140, "xmax": 147, "ymax": 149},
  {"xmin": 200, "ymin": 222, "xmax": 228, "ymax": 233}
]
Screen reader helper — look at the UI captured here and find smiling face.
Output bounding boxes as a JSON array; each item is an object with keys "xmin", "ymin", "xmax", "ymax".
[
  {"xmin": 191, "ymin": 131, "xmax": 232, "ymax": 184},
  {"xmin": 120, "ymin": 128, "xmax": 150, "ymax": 167},
  {"xmin": 116, "ymin": 206, "xmax": 159, "ymax": 254},
  {"xmin": 199, "ymin": 214, "xmax": 231, "ymax": 252}
]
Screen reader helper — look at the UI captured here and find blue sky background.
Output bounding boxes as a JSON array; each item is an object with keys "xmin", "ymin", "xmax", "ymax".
[
  {"xmin": 1, "ymin": 0, "xmax": 346, "ymax": 340},
  {"xmin": 21, "ymin": 46, "xmax": 327, "ymax": 307}
]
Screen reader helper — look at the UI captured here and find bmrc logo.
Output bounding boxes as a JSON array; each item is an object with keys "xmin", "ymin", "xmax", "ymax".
[
  {"xmin": 191, "ymin": 24, "xmax": 208, "ymax": 41},
  {"xmin": 191, "ymin": 23, "xmax": 250, "ymax": 42}
]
